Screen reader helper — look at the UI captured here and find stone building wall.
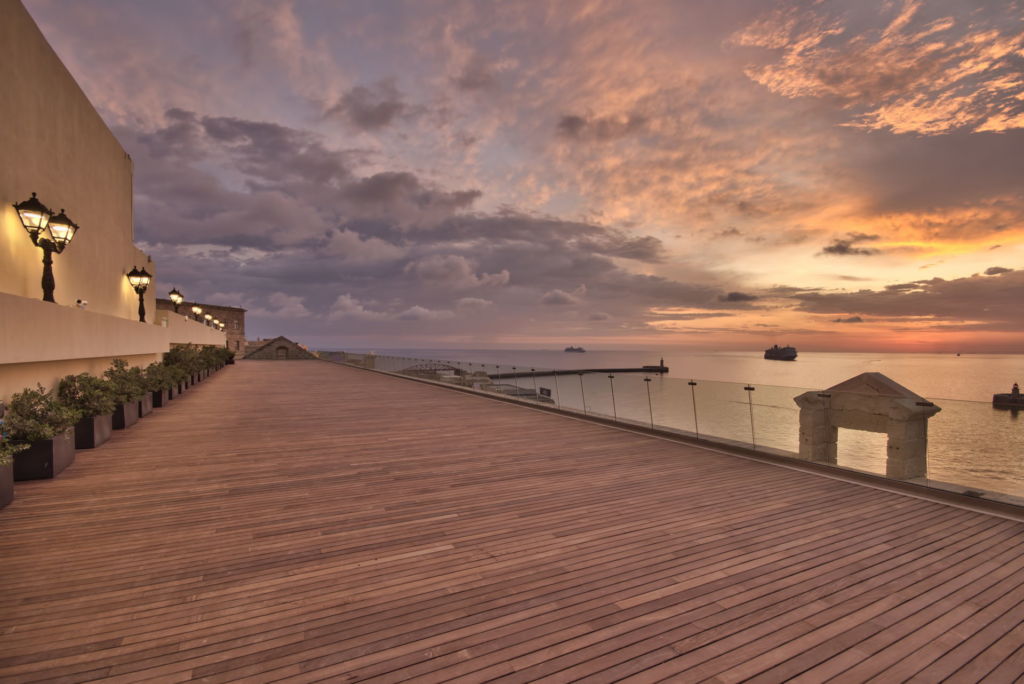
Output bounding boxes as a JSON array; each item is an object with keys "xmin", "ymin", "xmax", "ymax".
[{"xmin": 156, "ymin": 299, "xmax": 247, "ymax": 353}]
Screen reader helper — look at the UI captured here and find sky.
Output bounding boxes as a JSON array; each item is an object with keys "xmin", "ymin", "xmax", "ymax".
[{"xmin": 25, "ymin": 0, "xmax": 1024, "ymax": 352}]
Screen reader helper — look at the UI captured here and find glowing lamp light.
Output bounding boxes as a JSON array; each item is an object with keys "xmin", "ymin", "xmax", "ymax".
[
  {"xmin": 13, "ymin": 192, "xmax": 51, "ymax": 235},
  {"xmin": 126, "ymin": 266, "xmax": 152, "ymax": 291},
  {"xmin": 46, "ymin": 209, "xmax": 79, "ymax": 252},
  {"xmin": 126, "ymin": 266, "xmax": 153, "ymax": 322},
  {"xmin": 13, "ymin": 193, "xmax": 80, "ymax": 302}
]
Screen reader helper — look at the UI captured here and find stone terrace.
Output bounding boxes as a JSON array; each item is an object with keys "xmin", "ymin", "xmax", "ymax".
[{"xmin": 2, "ymin": 360, "xmax": 1024, "ymax": 682}]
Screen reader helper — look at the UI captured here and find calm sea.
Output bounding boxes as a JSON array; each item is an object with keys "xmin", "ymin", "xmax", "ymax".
[{"xmin": 341, "ymin": 348, "xmax": 1024, "ymax": 498}]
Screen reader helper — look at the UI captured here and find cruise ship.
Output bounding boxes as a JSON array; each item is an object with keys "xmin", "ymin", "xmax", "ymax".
[{"xmin": 764, "ymin": 344, "xmax": 797, "ymax": 361}]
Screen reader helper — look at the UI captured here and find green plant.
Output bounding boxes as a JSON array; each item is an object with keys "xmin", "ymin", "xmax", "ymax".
[
  {"xmin": 143, "ymin": 363, "xmax": 175, "ymax": 392},
  {"xmin": 165, "ymin": 344, "xmax": 201, "ymax": 374},
  {"xmin": 58, "ymin": 373, "xmax": 115, "ymax": 418},
  {"xmin": 104, "ymin": 359, "xmax": 146, "ymax": 403},
  {"xmin": 4, "ymin": 385, "xmax": 78, "ymax": 444},
  {"xmin": 0, "ymin": 439, "xmax": 26, "ymax": 467}
]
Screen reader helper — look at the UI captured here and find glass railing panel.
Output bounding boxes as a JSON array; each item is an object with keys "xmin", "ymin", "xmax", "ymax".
[
  {"xmin": 691, "ymin": 380, "xmax": 757, "ymax": 448},
  {"xmin": 924, "ymin": 398, "xmax": 1024, "ymax": 498},
  {"xmin": 748, "ymin": 383, "xmax": 807, "ymax": 454}
]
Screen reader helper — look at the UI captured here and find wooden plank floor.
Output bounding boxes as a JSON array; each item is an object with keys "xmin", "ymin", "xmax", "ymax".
[{"xmin": 1, "ymin": 360, "xmax": 1023, "ymax": 683}]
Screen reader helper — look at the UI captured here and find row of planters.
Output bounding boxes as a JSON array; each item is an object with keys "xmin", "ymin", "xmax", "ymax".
[{"xmin": 0, "ymin": 345, "xmax": 235, "ymax": 509}]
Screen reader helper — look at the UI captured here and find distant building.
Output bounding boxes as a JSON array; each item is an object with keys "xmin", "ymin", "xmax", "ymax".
[
  {"xmin": 155, "ymin": 299, "xmax": 247, "ymax": 353},
  {"xmin": 244, "ymin": 336, "xmax": 317, "ymax": 360}
]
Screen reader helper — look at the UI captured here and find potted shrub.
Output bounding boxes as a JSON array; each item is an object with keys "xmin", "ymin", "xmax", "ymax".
[
  {"xmin": 0, "ymin": 405, "xmax": 26, "ymax": 509},
  {"xmin": 144, "ymin": 363, "xmax": 175, "ymax": 407},
  {"xmin": 164, "ymin": 345, "xmax": 199, "ymax": 394},
  {"xmin": 4, "ymin": 385, "xmax": 78, "ymax": 480},
  {"xmin": 105, "ymin": 359, "xmax": 145, "ymax": 429},
  {"xmin": 58, "ymin": 373, "xmax": 115, "ymax": 449}
]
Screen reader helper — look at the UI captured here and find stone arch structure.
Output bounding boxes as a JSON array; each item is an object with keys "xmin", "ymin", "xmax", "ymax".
[
  {"xmin": 793, "ymin": 372, "xmax": 941, "ymax": 480},
  {"xmin": 243, "ymin": 336, "xmax": 318, "ymax": 360}
]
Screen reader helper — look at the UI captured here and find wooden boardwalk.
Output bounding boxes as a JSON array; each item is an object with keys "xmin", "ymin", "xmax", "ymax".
[{"xmin": 1, "ymin": 360, "xmax": 1023, "ymax": 683}]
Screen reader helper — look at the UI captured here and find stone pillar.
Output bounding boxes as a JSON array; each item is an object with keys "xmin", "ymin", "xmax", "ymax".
[
  {"xmin": 794, "ymin": 393, "xmax": 837, "ymax": 464},
  {"xmin": 885, "ymin": 417, "xmax": 928, "ymax": 480}
]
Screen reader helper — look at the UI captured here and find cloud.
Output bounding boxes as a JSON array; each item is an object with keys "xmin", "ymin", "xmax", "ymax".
[
  {"xmin": 456, "ymin": 297, "xmax": 492, "ymax": 311},
  {"xmin": 734, "ymin": 1, "xmax": 1024, "ymax": 135},
  {"xmin": 556, "ymin": 112, "xmax": 648, "ymax": 141},
  {"xmin": 325, "ymin": 81, "xmax": 407, "ymax": 130},
  {"xmin": 719, "ymin": 291, "xmax": 759, "ymax": 302},
  {"xmin": 589, "ymin": 312, "xmax": 611, "ymax": 321},
  {"xmin": 985, "ymin": 266, "xmax": 1013, "ymax": 276},
  {"xmin": 794, "ymin": 269, "xmax": 1024, "ymax": 329},
  {"xmin": 327, "ymin": 294, "xmax": 389, "ymax": 321},
  {"xmin": 404, "ymin": 254, "xmax": 510, "ymax": 289},
  {"xmin": 820, "ymin": 232, "xmax": 881, "ymax": 256},
  {"xmin": 396, "ymin": 305, "xmax": 455, "ymax": 321},
  {"xmin": 833, "ymin": 316, "xmax": 864, "ymax": 323},
  {"xmin": 541, "ymin": 285, "xmax": 586, "ymax": 306},
  {"xmin": 248, "ymin": 292, "xmax": 313, "ymax": 319}
]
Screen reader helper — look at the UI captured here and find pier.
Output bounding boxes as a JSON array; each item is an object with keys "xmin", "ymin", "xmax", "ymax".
[
  {"xmin": 488, "ymin": 365, "xmax": 668, "ymax": 380},
  {"xmin": 2, "ymin": 360, "xmax": 1023, "ymax": 681}
]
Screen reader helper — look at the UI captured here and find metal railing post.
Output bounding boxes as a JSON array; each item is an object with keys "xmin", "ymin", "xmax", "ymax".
[
  {"xmin": 578, "ymin": 373, "xmax": 587, "ymax": 415},
  {"xmin": 608, "ymin": 374, "xmax": 617, "ymax": 421},
  {"xmin": 744, "ymin": 384, "xmax": 756, "ymax": 449},
  {"xmin": 688, "ymin": 380, "xmax": 699, "ymax": 439},
  {"xmin": 644, "ymin": 377, "xmax": 654, "ymax": 429}
]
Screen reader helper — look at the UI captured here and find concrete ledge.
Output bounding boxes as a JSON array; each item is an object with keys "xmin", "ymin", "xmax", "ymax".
[{"xmin": 0, "ymin": 291, "xmax": 224, "ymax": 364}]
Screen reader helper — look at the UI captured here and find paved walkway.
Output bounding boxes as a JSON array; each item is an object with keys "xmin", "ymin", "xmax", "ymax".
[{"xmin": 1, "ymin": 360, "xmax": 1023, "ymax": 682}]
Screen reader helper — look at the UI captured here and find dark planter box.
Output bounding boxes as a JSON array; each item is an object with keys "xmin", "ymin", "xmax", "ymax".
[
  {"xmin": 138, "ymin": 393, "xmax": 154, "ymax": 417},
  {"xmin": 74, "ymin": 413, "xmax": 113, "ymax": 449},
  {"xmin": 0, "ymin": 462, "xmax": 13, "ymax": 510},
  {"xmin": 113, "ymin": 401, "xmax": 140, "ymax": 430},
  {"xmin": 152, "ymin": 388, "xmax": 171, "ymax": 407},
  {"xmin": 13, "ymin": 429, "xmax": 75, "ymax": 481}
]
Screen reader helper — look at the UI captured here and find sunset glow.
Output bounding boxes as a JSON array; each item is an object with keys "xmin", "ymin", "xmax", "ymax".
[{"xmin": 24, "ymin": 0, "xmax": 1024, "ymax": 351}]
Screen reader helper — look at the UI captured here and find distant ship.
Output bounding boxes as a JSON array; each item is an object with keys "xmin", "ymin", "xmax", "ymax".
[
  {"xmin": 764, "ymin": 344, "xmax": 797, "ymax": 361},
  {"xmin": 564, "ymin": 346, "xmax": 586, "ymax": 353}
]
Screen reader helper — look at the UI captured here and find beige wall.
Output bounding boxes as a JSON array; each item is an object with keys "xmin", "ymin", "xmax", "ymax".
[
  {"xmin": 0, "ymin": 292, "xmax": 225, "ymax": 401},
  {"xmin": 0, "ymin": 354, "xmax": 162, "ymax": 404},
  {"xmin": 0, "ymin": 0, "xmax": 155, "ymax": 319}
]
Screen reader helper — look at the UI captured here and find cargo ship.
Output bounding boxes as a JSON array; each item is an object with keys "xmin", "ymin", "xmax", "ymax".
[{"xmin": 764, "ymin": 344, "xmax": 797, "ymax": 361}]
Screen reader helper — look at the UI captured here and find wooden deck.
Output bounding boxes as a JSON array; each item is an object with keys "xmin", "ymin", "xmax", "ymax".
[{"xmin": 2, "ymin": 360, "xmax": 1023, "ymax": 683}]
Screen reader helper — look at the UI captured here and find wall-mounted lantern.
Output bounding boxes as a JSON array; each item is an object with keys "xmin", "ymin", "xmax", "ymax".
[
  {"xmin": 13, "ymin": 192, "xmax": 79, "ymax": 302},
  {"xmin": 126, "ymin": 266, "xmax": 152, "ymax": 322},
  {"xmin": 168, "ymin": 288, "xmax": 184, "ymax": 313},
  {"xmin": 191, "ymin": 304, "xmax": 203, "ymax": 321}
]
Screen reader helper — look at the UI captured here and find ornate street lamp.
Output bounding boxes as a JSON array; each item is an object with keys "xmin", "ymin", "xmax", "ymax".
[
  {"xmin": 212, "ymin": 318, "xmax": 220, "ymax": 327},
  {"xmin": 168, "ymin": 288, "xmax": 184, "ymax": 313},
  {"xmin": 126, "ymin": 266, "xmax": 152, "ymax": 322},
  {"xmin": 204, "ymin": 313, "xmax": 213, "ymax": 326},
  {"xmin": 191, "ymin": 305, "xmax": 203, "ymax": 321},
  {"xmin": 13, "ymin": 193, "xmax": 79, "ymax": 302}
]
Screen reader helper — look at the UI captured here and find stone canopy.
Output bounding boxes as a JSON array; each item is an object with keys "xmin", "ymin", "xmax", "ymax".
[
  {"xmin": 793, "ymin": 372, "xmax": 941, "ymax": 480},
  {"xmin": 243, "ymin": 336, "xmax": 318, "ymax": 361}
]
